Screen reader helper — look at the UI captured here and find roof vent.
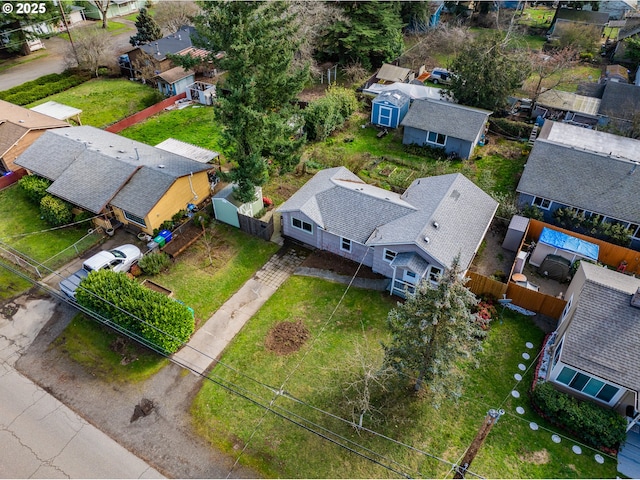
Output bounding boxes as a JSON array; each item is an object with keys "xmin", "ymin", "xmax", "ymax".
[
  {"xmin": 631, "ymin": 288, "xmax": 640, "ymax": 308},
  {"xmin": 18, "ymin": 120, "xmax": 24, "ymax": 123},
  {"xmin": 424, "ymin": 236, "xmax": 430, "ymax": 244},
  {"xmin": 158, "ymin": 164, "xmax": 165, "ymax": 168},
  {"xmin": 118, "ymin": 150, "xmax": 125, "ymax": 153},
  {"xmin": 433, "ymin": 221, "xmax": 440, "ymax": 229}
]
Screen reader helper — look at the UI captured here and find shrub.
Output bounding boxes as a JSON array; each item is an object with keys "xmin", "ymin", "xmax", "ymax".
[
  {"xmin": 402, "ymin": 143, "xmax": 448, "ymax": 160},
  {"xmin": 531, "ymin": 381, "xmax": 627, "ymax": 449},
  {"xmin": 138, "ymin": 251, "xmax": 171, "ymax": 275},
  {"xmin": 40, "ymin": 195, "xmax": 73, "ymax": 226},
  {"xmin": 303, "ymin": 86, "xmax": 358, "ymax": 141},
  {"xmin": 18, "ymin": 175, "xmax": 52, "ymax": 204},
  {"xmin": 489, "ymin": 117, "xmax": 533, "ymax": 139},
  {"xmin": 0, "ymin": 72, "xmax": 90, "ymax": 105},
  {"xmin": 520, "ymin": 204, "xmax": 544, "ymax": 220},
  {"xmin": 76, "ymin": 269, "xmax": 194, "ymax": 354}
]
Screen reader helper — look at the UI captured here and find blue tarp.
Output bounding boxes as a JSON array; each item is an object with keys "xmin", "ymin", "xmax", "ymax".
[{"xmin": 538, "ymin": 227, "xmax": 599, "ymax": 261}]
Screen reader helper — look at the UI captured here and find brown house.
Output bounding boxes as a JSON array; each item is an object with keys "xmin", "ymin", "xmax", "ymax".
[{"xmin": 0, "ymin": 100, "xmax": 69, "ymax": 174}]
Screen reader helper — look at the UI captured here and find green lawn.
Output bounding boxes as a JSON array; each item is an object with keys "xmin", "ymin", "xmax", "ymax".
[
  {"xmin": 517, "ymin": 7, "xmax": 555, "ymax": 28},
  {"xmin": 27, "ymin": 79, "xmax": 163, "ymax": 128},
  {"xmin": 0, "ymin": 185, "xmax": 100, "ymax": 268},
  {"xmin": 119, "ymin": 105, "xmax": 223, "ymax": 152},
  {"xmin": 0, "ymin": 262, "xmax": 33, "ymax": 300},
  {"xmin": 54, "ymin": 313, "xmax": 168, "ymax": 383},
  {"xmin": 191, "ymin": 276, "xmax": 616, "ymax": 478},
  {"xmin": 521, "ymin": 64, "xmax": 602, "ymax": 96},
  {"xmin": 147, "ymin": 222, "xmax": 279, "ymax": 322}
]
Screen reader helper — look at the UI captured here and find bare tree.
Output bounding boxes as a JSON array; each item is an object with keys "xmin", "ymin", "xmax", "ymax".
[
  {"xmin": 131, "ymin": 50, "xmax": 159, "ymax": 85},
  {"xmin": 91, "ymin": 0, "xmax": 110, "ymax": 29},
  {"xmin": 67, "ymin": 27, "xmax": 114, "ymax": 77},
  {"xmin": 153, "ymin": 1, "xmax": 201, "ymax": 35},
  {"xmin": 523, "ymin": 47, "xmax": 578, "ymax": 102},
  {"xmin": 286, "ymin": 1, "xmax": 345, "ymax": 76},
  {"xmin": 401, "ymin": 25, "xmax": 471, "ymax": 71}
]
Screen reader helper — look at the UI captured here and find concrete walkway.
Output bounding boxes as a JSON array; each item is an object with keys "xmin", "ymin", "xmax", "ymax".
[{"xmin": 172, "ymin": 245, "xmax": 309, "ymax": 375}]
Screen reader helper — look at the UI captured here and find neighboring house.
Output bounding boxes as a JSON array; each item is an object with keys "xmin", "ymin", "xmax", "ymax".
[
  {"xmin": 516, "ymin": 120, "xmax": 640, "ymax": 249},
  {"xmin": 533, "ymin": 89, "xmax": 601, "ymax": 127},
  {"xmin": 598, "ymin": 81, "xmax": 640, "ymax": 132},
  {"xmin": 277, "ymin": 167, "xmax": 497, "ymax": 297},
  {"xmin": 0, "ymin": 100, "xmax": 69, "ymax": 175},
  {"xmin": 371, "ymin": 89, "xmax": 410, "ymax": 129},
  {"xmin": 14, "ymin": 126, "xmax": 211, "ymax": 235},
  {"xmin": 596, "ymin": 0, "xmax": 637, "ymax": 20},
  {"xmin": 83, "ymin": 0, "xmax": 145, "ymax": 21},
  {"xmin": 547, "ymin": 7, "xmax": 609, "ymax": 39},
  {"xmin": 400, "ymin": 99, "xmax": 491, "ymax": 159},
  {"xmin": 546, "ymin": 261, "xmax": 640, "ymax": 415},
  {"xmin": 119, "ymin": 26, "xmax": 198, "ymax": 79},
  {"xmin": 605, "ymin": 64, "xmax": 630, "ymax": 83},
  {"xmin": 156, "ymin": 67, "xmax": 195, "ymax": 96}
]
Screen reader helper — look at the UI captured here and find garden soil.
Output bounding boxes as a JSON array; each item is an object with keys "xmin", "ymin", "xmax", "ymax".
[{"xmin": 14, "ymin": 296, "xmax": 258, "ymax": 479}]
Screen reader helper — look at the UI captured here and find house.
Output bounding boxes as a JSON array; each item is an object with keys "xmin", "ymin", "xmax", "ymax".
[
  {"xmin": 119, "ymin": 26, "xmax": 198, "ymax": 79},
  {"xmin": 546, "ymin": 261, "xmax": 640, "ymax": 415},
  {"xmin": 14, "ymin": 126, "xmax": 211, "ymax": 235},
  {"xmin": 277, "ymin": 167, "xmax": 497, "ymax": 297},
  {"xmin": 0, "ymin": 100, "xmax": 69, "ymax": 175},
  {"xmin": 598, "ymin": 81, "xmax": 640, "ymax": 133},
  {"xmin": 371, "ymin": 90, "xmax": 410, "ymax": 129},
  {"xmin": 83, "ymin": 0, "xmax": 145, "ymax": 21},
  {"xmin": 605, "ymin": 64, "xmax": 630, "ymax": 83},
  {"xmin": 516, "ymin": 120, "xmax": 640, "ymax": 249},
  {"xmin": 156, "ymin": 67, "xmax": 195, "ymax": 96},
  {"xmin": 533, "ymin": 89, "xmax": 601, "ymax": 127},
  {"xmin": 596, "ymin": 0, "xmax": 637, "ymax": 20},
  {"xmin": 547, "ymin": 8, "xmax": 609, "ymax": 40},
  {"xmin": 400, "ymin": 99, "xmax": 491, "ymax": 159}
]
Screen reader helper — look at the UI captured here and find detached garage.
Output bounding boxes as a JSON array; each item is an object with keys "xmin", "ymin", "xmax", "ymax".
[{"xmin": 371, "ymin": 89, "xmax": 410, "ymax": 129}]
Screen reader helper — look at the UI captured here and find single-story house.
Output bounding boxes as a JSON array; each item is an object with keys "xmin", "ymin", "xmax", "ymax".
[
  {"xmin": 156, "ymin": 67, "xmax": 195, "ymax": 96},
  {"xmin": 83, "ymin": 0, "xmax": 145, "ymax": 21},
  {"xmin": 595, "ymin": 0, "xmax": 637, "ymax": 20},
  {"xmin": 598, "ymin": 81, "xmax": 640, "ymax": 133},
  {"xmin": 277, "ymin": 167, "xmax": 498, "ymax": 297},
  {"xmin": 546, "ymin": 261, "xmax": 640, "ymax": 415},
  {"xmin": 400, "ymin": 99, "xmax": 491, "ymax": 159},
  {"xmin": 0, "ymin": 100, "xmax": 69, "ymax": 175},
  {"xmin": 15, "ymin": 126, "xmax": 211, "ymax": 235},
  {"xmin": 516, "ymin": 120, "xmax": 640, "ymax": 249},
  {"xmin": 371, "ymin": 89, "xmax": 410, "ymax": 129},
  {"xmin": 605, "ymin": 64, "xmax": 630, "ymax": 83},
  {"xmin": 547, "ymin": 7, "xmax": 609, "ymax": 40}
]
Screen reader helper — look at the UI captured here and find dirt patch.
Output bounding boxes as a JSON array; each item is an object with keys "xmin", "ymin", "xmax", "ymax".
[
  {"xmin": 301, "ymin": 249, "xmax": 387, "ymax": 280},
  {"xmin": 265, "ymin": 319, "xmax": 310, "ymax": 355},
  {"xmin": 519, "ymin": 448, "xmax": 550, "ymax": 465},
  {"xmin": 0, "ymin": 302, "xmax": 19, "ymax": 318}
]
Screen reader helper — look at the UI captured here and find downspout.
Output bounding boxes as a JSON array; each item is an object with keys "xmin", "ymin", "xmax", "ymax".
[{"xmin": 188, "ymin": 172, "xmax": 198, "ymax": 201}]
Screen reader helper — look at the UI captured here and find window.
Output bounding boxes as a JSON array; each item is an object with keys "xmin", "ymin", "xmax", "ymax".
[
  {"xmin": 292, "ymin": 217, "xmax": 312, "ymax": 234},
  {"xmin": 123, "ymin": 210, "xmax": 146, "ymax": 227},
  {"xmin": 552, "ymin": 339, "xmax": 563, "ymax": 369},
  {"xmin": 405, "ymin": 271, "xmax": 416, "ymax": 278},
  {"xmin": 560, "ymin": 294, "xmax": 573, "ymax": 324},
  {"xmin": 427, "ymin": 131, "xmax": 446, "ymax": 146},
  {"xmin": 341, "ymin": 238, "xmax": 352, "ymax": 252},
  {"xmin": 532, "ymin": 197, "xmax": 551, "ymax": 210},
  {"xmin": 429, "ymin": 266, "xmax": 443, "ymax": 282},
  {"xmin": 384, "ymin": 249, "xmax": 397, "ymax": 263},
  {"xmin": 555, "ymin": 366, "xmax": 620, "ymax": 404}
]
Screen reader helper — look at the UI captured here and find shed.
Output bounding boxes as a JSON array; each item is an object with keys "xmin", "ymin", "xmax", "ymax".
[
  {"xmin": 502, "ymin": 215, "xmax": 529, "ymax": 252},
  {"xmin": 376, "ymin": 63, "xmax": 412, "ymax": 83},
  {"xmin": 156, "ymin": 67, "xmax": 195, "ymax": 96},
  {"xmin": 606, "ymin": 64, "xmax": 630, "ymax": 83},
  {"xmin": 371, "ymin": 89, "xmax": 410, "ymax": 128},
  {"xmin": 212, "ymin": 184, "xmax": 263, "ymax": 228},
  {"xmin": 186, "ymin": 81, "xmax": 216, "ymax": 105},
  {"xmin": 529, "ymin": 227, "xmax": 599, "ymax": 267},
  {"xmin": 30, "ymin": 101, "xmax": 82, "ymax": 125},
  {"xmin": 154, "ymin": 138, "xmax": 218, "ymax": 164}
]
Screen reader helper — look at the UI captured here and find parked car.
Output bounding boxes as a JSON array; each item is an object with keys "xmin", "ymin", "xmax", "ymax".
[
  {"xmin": 59, "ymin": 244, "xmax": 142, "ymax": 300},
  {"xmin": 429, "ymin": 68, "xmax": 453, "ymax": 85}
]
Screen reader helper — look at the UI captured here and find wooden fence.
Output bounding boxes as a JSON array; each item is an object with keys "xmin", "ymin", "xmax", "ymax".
[
  {"xmin": 0, "ymin": 168, "xmax": 27, "ymax": 191},
  {"xmin": 527, "ymin": 219, "xmax": 640, "ymax": 275},
  {"xmin": 105, "ymin": 92, "xmax": 187, "ymax": 133},
  {"xmin": 238, "ymin": 214, "xmax": 274, "ymax": 241},
  {"xmin": 467, "ymin": 271, "xmax": 566, "ymax": 319}
]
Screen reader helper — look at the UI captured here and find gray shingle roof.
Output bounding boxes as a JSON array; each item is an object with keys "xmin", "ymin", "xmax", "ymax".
[
  {"xmin": 278, "ymin": 167, "xmax": 497, "ymax": 271},
  {"xmin": 129, "ymin": 26, "xmax": 196, "ymax": 61},
  {"xmin": 561, "ymin": 262, "xmax": 640, "ymax": 392},
  {"xmin": 516, "ymin": 138, "xmax": 640, "ymax": 224},
  {"xmin": 599, "ymin": 81, "xmax": 640, "ymax": 122},
  {"xmin": 15, "ymin": 126, "xmax": 210, "ymax": 215},
  {"xmin": 400, "ymin": 99, "xmax": 492, "ymax": 142},
  {"xmin": 554, "ymin": 8, "xmax": 609, "ymax": 25}
]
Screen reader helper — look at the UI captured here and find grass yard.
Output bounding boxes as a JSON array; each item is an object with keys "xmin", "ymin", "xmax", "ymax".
[
  {"xmin": 0, "ymin": 263, "xmax": 33, "ymax": 300},
  {"xmin": 0, "ymin": 185, "xmax": 101, "ymax": 269},
  {"xmin": 54, "ymin": 313, "xmax": 168, "ymax": 383},
  {"xmin": 119, "ymin": 105, "xmax": 223, "ymax": 152},
  {"xmin": 517, "ymin": 7, "xmax": 555, "ymax": 28},
  {"xmin": 147, "ymin": 221, "xmax": 279, "ymax": 322},
  {"xmin": 27, "ymin": 78, "xmax": 163, "ymax": 128},
  {"xmin": 191, "ymin": 276, "xmax": 616, "ymax": 478}
]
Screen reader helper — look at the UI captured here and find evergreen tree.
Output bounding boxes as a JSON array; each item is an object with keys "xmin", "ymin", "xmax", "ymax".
[
  {"xmin": 382, "ymin": 257, "xmax": 484, "ymax": 406},
  {"xmin": 447, "ymin": 32, "xmax": 530, "ymax": 111},
  {"xmin": 321, "ymin": 1, "xmax": 404, "ymax": 71},
  {"xmin": 130, "ymin": 8, "xmax": 163, "ymax": 46},
  {"xmin": 190, "ymin": 1, "xmax": 308, "ymax": 202}
]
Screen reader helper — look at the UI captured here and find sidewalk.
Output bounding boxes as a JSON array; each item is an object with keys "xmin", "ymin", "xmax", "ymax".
[{"xmin": 172, "ymin": 244, "xmax": 309, "ymax": 375}]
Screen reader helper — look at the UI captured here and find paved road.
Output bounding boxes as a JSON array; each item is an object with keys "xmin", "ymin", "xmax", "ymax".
[
  {"xmin": 0, "ymin": 19, "xmax": 136, "ymax": 90},
  {"xmin": 0, "ymin": 295, "xmax": 164, "ymax": 478}
]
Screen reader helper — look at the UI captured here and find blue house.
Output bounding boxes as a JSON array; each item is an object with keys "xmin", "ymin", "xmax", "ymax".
[
  {"xmin": 400, "ymin": 99, "xmax": 491, "ymax": 159},
  {"xmin": 371, "ymin": 90, "xmax": 410, "ymax": 129}
]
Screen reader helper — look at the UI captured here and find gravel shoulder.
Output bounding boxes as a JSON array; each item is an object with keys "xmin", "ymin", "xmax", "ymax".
[{"xmin": 15, "ymin": 297, "xmax": 258, "ymax": 479}]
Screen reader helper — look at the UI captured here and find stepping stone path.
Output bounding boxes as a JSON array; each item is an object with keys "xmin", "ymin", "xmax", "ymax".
[
  {"xmin": 530, "ymin": 422, "xmax": 539, "ymax": 430},
  {"xmin": 522, "ymin": 352, "xmax": 530, "ymax": 360},
  {"xmin": 518, "ymin": 363, "xmax": 526, "ymax": 371},
  {"xmin": 572, "ymin": 445, "xmax": 582, "ymax": 455},
  {"xmin": 516, "ymin": 406, "xmax": 525, "ymax": 414},
  {"xmin": 514, "ymin": 373, "xmax": 522, "ymax": 381},
  {"xmin": 552, "ymin": 434, "xmax": 561, "ymax": 443},
  {"xmin": 594, "ymin": 454, "xmax": 604, "ymax": 464},
  {"xmin": 511, "ymin": 390, "xmax": 520, "ymax": 398},
  {"xmin": 526, "ymin": 342, "xmax": 534, "ymax": 349}
]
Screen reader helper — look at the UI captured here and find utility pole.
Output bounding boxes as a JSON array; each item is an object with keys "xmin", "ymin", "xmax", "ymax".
[
  {"xmin": 57, "ymin": 0, "xmax": 78, "ymax": 65},
  {"xmin": 454, "ymin": 408, "xmax": 504, "ymax": 479}
]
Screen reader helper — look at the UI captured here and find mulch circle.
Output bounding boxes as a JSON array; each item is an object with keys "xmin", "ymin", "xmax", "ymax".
[{"xmin": 265, "ymin": 319, "xmax": 310, "ymax": 355}]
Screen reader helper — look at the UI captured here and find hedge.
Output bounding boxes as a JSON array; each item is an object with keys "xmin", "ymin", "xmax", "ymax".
[
  {"xmin": 76, "ymin": 269, "xmax": 194, "ymax": 354},
  {"xmin": 303, "ymin": 86, "xmax": 358, "ymax": 141},
  {"xmin": 18, "ymin": 175, "xmax": 52, "ymax": 204},
  {"xmin": 531, "ymin": 381, "xmax": 627, "ymax": 450},
  {"xmin": 138, "ymin": 251, "xmax": 172, "ymax": 275},
  {"xmin": 0, "ymin": 72, "xmax": 90, "ymax": 105},
  {"xmin": 488, "ymin": 117, "xmax": 533, "ymax": 139},
  {"xmin": 40, "ymin": 194, "xmax": 73, "ymax": 227}
]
